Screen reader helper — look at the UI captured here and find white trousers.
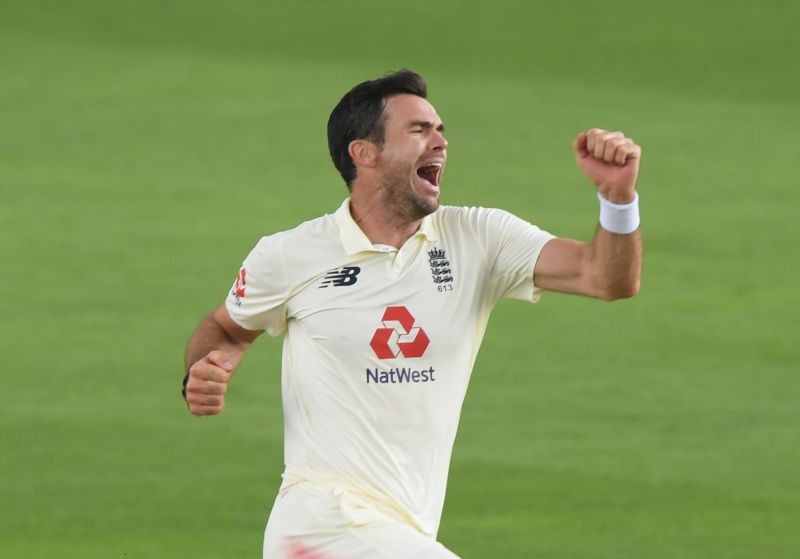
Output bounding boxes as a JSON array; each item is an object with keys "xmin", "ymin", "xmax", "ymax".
[{"xmin": 263, "ymin": 481, "xmax": 460, "ymax": 559}]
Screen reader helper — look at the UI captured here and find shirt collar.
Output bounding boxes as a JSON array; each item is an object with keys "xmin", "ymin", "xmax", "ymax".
[{"xmin": 333, "ymin": 198, "xmax": 439, "ymax": 255}]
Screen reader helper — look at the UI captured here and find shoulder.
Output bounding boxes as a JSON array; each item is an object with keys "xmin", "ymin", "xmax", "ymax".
[
  {"xmin": 434, "ymin": 205, "xmax": 551, "ymax": 254},
  {"xmin": 253, "ymin": 212, "xmax": 336, "ymax": 247},
  {"xmin": 245, "ymin": 212, "xmax": 338, "ymax": 265},
  {"xmin": 434, "ymin": 205, "xmax": 527, "ymax": 231}
]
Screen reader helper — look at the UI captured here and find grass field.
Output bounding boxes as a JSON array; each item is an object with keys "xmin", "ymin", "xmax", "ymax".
[{"xmin": 2, "ymin": 1, "xmax": 799, "ymax": 557}]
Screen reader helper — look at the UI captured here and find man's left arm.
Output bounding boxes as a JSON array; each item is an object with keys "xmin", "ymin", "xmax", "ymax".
[{"xmin": 533, "ymin": 129, "xmax": 642, "ymax": 301}]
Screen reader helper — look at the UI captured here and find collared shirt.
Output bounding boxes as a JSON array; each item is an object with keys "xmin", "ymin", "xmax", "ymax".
[{"xmin": 226, "ymin": 198, "xmax": 554, "ymax": 537}]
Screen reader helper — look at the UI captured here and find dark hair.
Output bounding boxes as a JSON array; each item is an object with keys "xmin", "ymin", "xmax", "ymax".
[{"xmin": 327, "ymin": 69, "xmax": 427, "ymax": 188}]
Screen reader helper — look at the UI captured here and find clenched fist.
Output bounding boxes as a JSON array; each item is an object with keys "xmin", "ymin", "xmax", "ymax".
[
  {"xmin": 184, "ymin": 350, "xmax": 234, "ymax": 416},
  {"xmin": 573, "ymin": 129, "xmax": 642, "ymax": 204}
]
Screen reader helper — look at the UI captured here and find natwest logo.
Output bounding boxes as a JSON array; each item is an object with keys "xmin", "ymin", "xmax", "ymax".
[{"xmin": 370, "ymin": 306, "xmax": 430, "ymax": 359}]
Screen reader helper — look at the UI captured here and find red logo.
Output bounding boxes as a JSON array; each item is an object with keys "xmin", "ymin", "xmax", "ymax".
[
  {"xmin": 234, "ymin": 268, "xmax": 246, "ymax": 298},
  {"xmin": 370, "ymin": 306, "xmax": 430, "ymax": 359}
]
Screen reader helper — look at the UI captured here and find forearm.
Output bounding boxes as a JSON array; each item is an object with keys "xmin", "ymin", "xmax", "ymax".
[
  {"xmin": 184, "ymin": 308, "xmax": 251, "ymax": 373},
  {"xmin": 585, "ymin": 225, "xmax": 642, "ymax": 300}
]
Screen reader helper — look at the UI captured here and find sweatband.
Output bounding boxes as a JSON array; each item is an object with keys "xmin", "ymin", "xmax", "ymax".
[{"xmin": 598, "ymin": 192, "xmax": 640, "ymax": 234}]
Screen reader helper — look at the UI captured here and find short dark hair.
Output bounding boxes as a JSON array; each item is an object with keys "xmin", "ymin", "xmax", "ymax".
[{"xmin": 327, "ymin": 69, "xmax": 427, "ymax": 188}]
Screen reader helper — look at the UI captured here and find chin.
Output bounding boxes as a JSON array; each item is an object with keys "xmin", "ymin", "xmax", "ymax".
[{"xmin": 411, "ymin": 196, "xmax": 439, "ymax": 219}]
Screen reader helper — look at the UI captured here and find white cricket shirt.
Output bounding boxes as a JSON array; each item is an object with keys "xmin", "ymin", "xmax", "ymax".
[{"xmin": 225, "ymin": 198, "xmax": 554, "ymax": 537}]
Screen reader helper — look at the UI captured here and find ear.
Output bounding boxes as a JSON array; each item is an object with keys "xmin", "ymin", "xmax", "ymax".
[{"xmin": 348, "ymin": 139, "xmax": 379, "ymax": 169}]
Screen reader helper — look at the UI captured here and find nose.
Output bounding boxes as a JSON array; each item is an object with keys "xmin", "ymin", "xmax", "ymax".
[{"xmin": 431, "ymin": 129, "xmax": 448, "ymax": 151}]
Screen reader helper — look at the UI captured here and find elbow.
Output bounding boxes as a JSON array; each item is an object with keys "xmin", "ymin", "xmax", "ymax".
[{"xmin": 599, "ymin": 279, "xmax": 640, "ymax": 301}]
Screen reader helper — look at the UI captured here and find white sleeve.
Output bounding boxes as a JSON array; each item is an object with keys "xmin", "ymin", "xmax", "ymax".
[
  {"xmin": 470, "ymin": 207, "xmax": 555, "ymax": 303},
  {"xmin": 224, "ymin": 235, "xmax": 290, "ymax": 336}
]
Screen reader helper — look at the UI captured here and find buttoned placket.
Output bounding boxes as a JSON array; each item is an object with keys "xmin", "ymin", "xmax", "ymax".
[{"xmin": 375, "ymin": 234, "xmax": 425, "ymax": 280}]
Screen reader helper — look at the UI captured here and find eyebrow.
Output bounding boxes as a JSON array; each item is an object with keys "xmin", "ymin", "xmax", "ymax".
[{"xmin": 409, "ymin": 120, "xmax": 446, "ymax": 132}]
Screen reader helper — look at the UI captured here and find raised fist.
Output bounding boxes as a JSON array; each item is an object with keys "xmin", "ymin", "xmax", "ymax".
[{"xmin": 573, "ymin": 128, "xmax": 642, "ymax": 204}]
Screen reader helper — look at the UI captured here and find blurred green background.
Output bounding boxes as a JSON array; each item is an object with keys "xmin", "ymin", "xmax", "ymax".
[{"xmin": 2, "ymin": 0, "xmax": 798, "ymax": 557}]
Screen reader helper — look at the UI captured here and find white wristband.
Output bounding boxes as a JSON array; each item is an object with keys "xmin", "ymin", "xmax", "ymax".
[{"xmin": 598, "ymin": 192, "xmax": 640, "ymax": 234}]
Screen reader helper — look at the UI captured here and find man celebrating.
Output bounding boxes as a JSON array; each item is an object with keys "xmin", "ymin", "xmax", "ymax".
[{"xmin": 183, "ymin": 70, "xmax": 641, "ymax": 558}]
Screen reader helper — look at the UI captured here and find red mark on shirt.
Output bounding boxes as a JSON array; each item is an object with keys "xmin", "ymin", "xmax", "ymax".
[{"xmin": 287, "ymin": 539, "xmax": 330, "ymax": 559}]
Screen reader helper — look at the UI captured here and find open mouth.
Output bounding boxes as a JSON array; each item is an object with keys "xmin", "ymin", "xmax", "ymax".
[{"xmin": 416, "ymin": 163, "xmax": 442, "ymax": 187}]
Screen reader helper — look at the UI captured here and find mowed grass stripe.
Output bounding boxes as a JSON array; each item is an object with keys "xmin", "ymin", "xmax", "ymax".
[{"xmin": 2, "ymin": 0, "xmax": 798, "ymax": 557}]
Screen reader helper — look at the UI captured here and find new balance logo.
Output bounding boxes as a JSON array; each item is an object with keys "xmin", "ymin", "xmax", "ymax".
[{"xmin": 319, "ymin": 266, "xmax": 361, "ymax": 288}]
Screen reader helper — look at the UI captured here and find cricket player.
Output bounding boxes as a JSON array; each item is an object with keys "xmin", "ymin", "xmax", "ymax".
[{"xmin": 182, "ymin": 69, "xmax": 642, "ymax": 558}]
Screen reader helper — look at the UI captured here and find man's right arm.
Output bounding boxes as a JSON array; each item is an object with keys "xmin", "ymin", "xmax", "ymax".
[{"xmin": 183, "ymin": 304, "xmax": 263, "ymax": 416}]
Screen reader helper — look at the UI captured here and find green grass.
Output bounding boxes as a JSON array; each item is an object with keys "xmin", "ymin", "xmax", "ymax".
[{"xmin": 2, "ymin": 0, "xmax": 798, "ymax": 557}]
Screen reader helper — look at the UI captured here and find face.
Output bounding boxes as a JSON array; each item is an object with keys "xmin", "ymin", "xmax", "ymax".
[{"xmin": 376, "ymin": 94, "xmax": 448, "ymax": 220}]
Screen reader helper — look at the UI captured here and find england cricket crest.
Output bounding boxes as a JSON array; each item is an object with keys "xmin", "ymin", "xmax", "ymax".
[{"xmin": 427, "ymin": 247, "xmax": 453, "ymax": 287}]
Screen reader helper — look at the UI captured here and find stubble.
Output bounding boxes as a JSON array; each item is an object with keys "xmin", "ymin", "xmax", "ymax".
[{"xmin": 380, "ymin": 162, "xmax": 438, "ymax": 222}]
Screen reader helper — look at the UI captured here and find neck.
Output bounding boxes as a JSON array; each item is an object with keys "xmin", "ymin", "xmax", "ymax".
[{"xmin": 349, "ymin": 186, "xmax": 424, "ymax": 249}]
